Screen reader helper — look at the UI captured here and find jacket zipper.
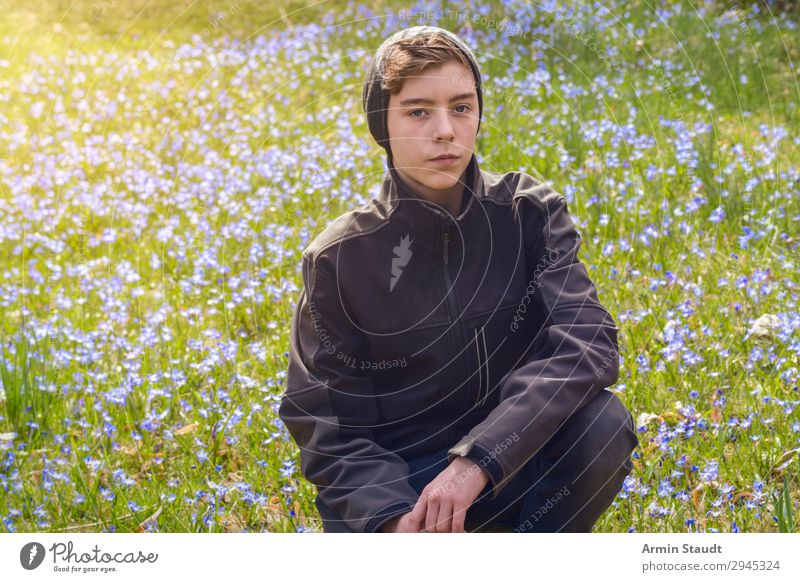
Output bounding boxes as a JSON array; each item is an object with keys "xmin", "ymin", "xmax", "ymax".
[{"xmin": 440, "ymin": 215, "xmax": 470, "ymax": 405}]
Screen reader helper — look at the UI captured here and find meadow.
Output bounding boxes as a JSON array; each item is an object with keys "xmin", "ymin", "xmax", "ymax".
[{"xmin": 0, "ymin": 0, "xmax": 798, "ymax": 532}]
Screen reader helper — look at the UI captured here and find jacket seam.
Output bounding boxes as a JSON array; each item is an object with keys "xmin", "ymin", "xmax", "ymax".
[
  {"xmin": 304, "ymin": 258, "xmax": 329, "ymax": 384},
  {"xmin": 289, "ymin": 260, "xmax": 359, "ymax": 399},
  {"xmin": 471, "ymin": 300, "xmax": 520, "ymax": 319},
  {"xmin": 308, "ymin": 214, "xmax": 398, "ymax": 265},
  {"xmin": 310, "ymin": 261, "xmax": 337, "ymax": 286},
  {"xmin": 482, "ymin": 197, "xmax": 513, "ymax": 207},
  {"xmin": 552, "ymin": 301, "xmax": 612, "ymax": 312},
  {"xmin": 511, "ymin": 177, "xmax": 567, "ymax": 212},
  {"xmin": 280, "ymin": 381, "xmax": 324, "ymax": 399}
]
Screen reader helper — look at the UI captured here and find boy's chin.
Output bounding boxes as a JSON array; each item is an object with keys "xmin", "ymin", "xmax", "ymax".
[{"xmin": 420, "ymin": 172, "xmax": 460, "ymax": 190}]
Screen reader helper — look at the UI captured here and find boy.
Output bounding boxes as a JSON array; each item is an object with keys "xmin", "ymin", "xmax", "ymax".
[{"xmin": 278, "ymin": 25, "xmax": 638, "ymax": 533}]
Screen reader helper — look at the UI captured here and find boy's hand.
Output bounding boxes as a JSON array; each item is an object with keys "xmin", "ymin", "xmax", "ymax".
[
  {"xmin": 413, "ymin": 456, "xmax": 489, "ymax": 533},
  {"xmin": 379, "ymin": 511, "xmax": 424, "ymax": 533}
]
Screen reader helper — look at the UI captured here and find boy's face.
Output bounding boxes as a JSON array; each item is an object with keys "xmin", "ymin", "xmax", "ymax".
[{"xmin": 386, "ymin": 60, "xmax": 479, "ymax": 198}]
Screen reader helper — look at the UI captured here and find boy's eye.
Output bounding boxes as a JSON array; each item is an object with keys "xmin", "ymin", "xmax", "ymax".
[{"xmin": 408, "ymin": 105, "xmax": 471, "ymax": 118}]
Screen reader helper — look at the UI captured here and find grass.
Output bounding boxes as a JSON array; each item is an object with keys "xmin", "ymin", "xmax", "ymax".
[{"xmin": 0, "ymin": 0, "xmax": 798, "ymax": 532}]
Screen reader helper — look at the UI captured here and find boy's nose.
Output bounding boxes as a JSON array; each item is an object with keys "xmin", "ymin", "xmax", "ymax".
[{"xmin": 431, "ymin": 109, "xmax": 456, "ymax": 141}]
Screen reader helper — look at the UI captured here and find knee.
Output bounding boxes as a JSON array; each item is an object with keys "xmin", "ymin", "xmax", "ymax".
[{"xmin": 570, "ymin": 390, "xmax": 639, "ymax": 480}]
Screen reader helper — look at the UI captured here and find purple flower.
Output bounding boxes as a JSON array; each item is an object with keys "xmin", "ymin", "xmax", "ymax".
[
  {"xmin": 709, "ymin": 206, "xmax": 725, "ymax": 223},
  {"xmin": 700, "ymin": 460, "xmax": 719, "ymax": 483}
]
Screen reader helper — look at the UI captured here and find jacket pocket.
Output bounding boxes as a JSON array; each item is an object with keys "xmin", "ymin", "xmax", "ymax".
[{"xmin": 473, "ymin": 325, "xmax": 490, "ymax": 408}]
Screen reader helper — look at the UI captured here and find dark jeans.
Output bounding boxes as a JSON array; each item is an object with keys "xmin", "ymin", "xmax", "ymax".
[{"xmin": 315, "ymin": 389, "xmax": 638, "ymax": 533}]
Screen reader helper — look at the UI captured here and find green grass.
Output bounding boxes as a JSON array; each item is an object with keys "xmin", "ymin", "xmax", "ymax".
[{"xmin": 0, "ymin": 0, "xmax": 798, "ymax": 532}]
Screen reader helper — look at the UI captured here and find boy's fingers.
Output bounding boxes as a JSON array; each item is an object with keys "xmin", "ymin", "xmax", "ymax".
[
  {"xmin": 407, "ymin": 495, "xmax": 427, "ymax": 529},
  {"xmin": 424, "ymin": 499, "xmax": 439, "ymax": 533},
  {"xmin": 437, "ymin": 500, "xmax": 453, "ymax": 533},
  {"xmin": 451, "ymin": 504, "xmax": 467, "ymax": 533}
]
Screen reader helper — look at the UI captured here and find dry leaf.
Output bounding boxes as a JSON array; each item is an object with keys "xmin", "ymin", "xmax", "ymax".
[
  {"xmin": 770, "ymin": 448, "xmax": 799, "ymax": 476},
  {"xmin": 219, "ymin": 513, "xmax": 245, "ymax": 532},
  {"xmin": 637, "ymin": 412, "xmax": 662, "ymax": 428},
  {"xmin": 175, "ymin": 422, "xmax": 199, "ymax": 436},
  {"xmin": 658, "ymin": 411, "xmax": 681, "ymax": 423},
  {"xmin": 691, "ymin": 483, "xmax": 705, "ymax": 511},
  {"xmin": 138, "ymin": 504, "xmax": 163, "ymax": 531},
  {"xmin": 691, "ymin": 481, "xmax": 720, "ymax": 512},
  {"xmin": 121, "ymin": 441, "xmax": 142, "ymax": 455}
]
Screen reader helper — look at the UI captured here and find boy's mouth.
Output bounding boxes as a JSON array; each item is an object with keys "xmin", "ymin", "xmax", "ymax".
[{"xmin": 430, "ymin": 154, "xmax": 460, "ymax": 166}]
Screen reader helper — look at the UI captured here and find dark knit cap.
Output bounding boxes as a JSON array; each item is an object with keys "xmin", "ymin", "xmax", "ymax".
[{"xmin": 362, "ymin": 25, "xmax": 483, "ymax": 160}]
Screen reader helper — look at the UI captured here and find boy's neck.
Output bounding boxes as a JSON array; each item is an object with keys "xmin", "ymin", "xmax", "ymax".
[{"xmin": 390, "ymin": 161, "xmax": 469, "ymax": 218}]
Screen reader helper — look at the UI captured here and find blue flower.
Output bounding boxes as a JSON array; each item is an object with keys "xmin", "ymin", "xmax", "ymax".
[
  {"xmin": 280, "ymin": 459, "xmax": 297, "ymax": 479},
  {"xmin": 700, "ymin": 460, "xmax": 719, "ymax": 482},
  {"xmin": 738, "ymin": 226, "xmax": 754, "ymax": 249},
  {"xmin": 657, "ymin": 479, "xmax": 674, "ymax": 498}
]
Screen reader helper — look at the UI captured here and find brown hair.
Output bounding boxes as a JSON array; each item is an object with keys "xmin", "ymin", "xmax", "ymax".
[{"xmin": 380, "ymin": 31, "xmax": 472, "ymax": 94}]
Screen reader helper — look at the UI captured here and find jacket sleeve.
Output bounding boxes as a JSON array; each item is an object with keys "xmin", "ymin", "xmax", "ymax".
[
  {"xmin": 278, "ymin": 253, "xmax": 420, "ymax": 532},
  {"xmin": 447, "ymin": 189, "xmax": 620, "ymax": 500}
]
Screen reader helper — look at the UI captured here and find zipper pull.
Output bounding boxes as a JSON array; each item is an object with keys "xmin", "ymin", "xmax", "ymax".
[{"xmin": 441, "ymin": 217, "xmax": 453, "ymax": 265}]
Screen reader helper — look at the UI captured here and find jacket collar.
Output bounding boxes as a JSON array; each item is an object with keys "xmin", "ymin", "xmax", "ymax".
[{"xmin": 379, "ymin": 153, "xmax": 484, "ymax": 254}]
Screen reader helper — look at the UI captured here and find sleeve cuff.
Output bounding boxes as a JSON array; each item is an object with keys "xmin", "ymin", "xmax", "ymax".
[{"xmin": 448, "ymin": 436, "xmax": 506, "ymax": 500}]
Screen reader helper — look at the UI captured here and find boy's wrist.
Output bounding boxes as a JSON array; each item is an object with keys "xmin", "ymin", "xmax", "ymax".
[
  {"xmin": 452, "ymin": 455, "xmax": 490, "ymax": 486},
  {"xmin": 380, "ymin": 515, "xmax": 401, "ymax": 532}
]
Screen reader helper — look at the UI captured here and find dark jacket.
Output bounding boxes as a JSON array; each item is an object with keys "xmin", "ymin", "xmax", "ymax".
[{"xmin": 278, "ymin": 153, "xmax": 621, "ymax": 533}]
